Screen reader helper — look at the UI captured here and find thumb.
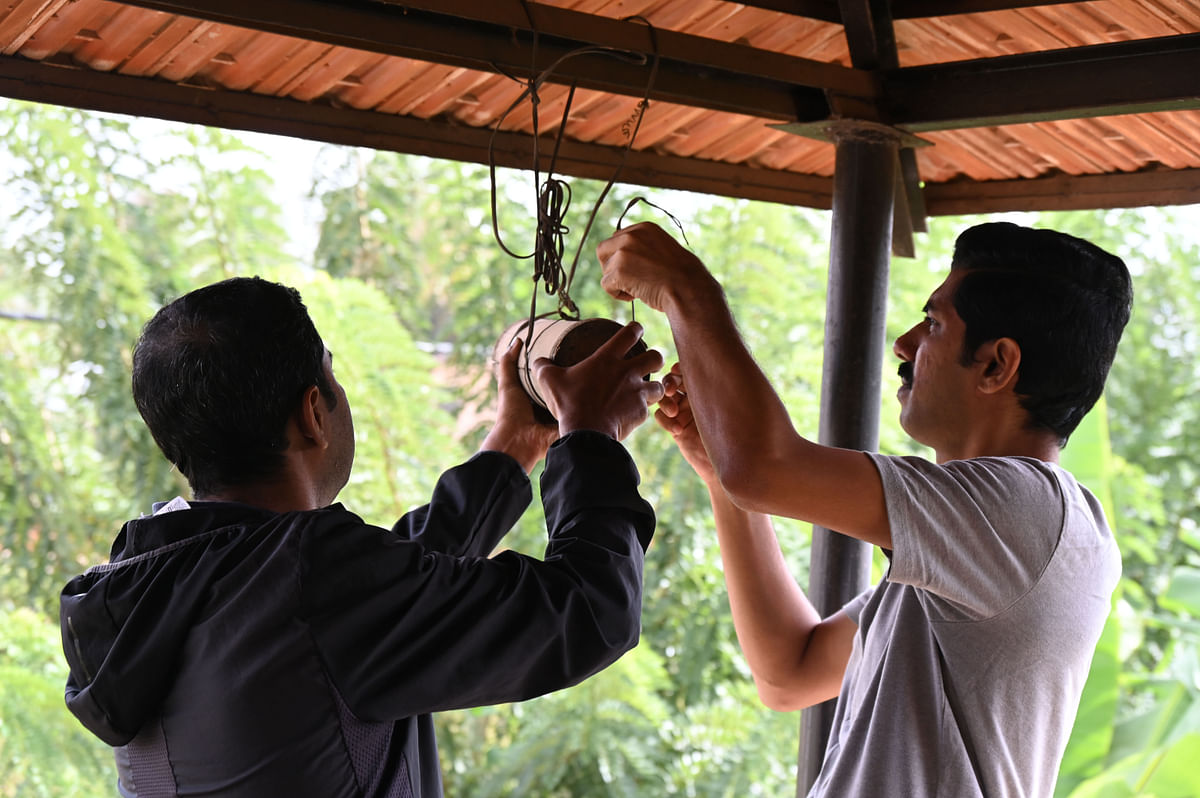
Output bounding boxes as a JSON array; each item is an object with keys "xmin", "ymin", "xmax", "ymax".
[
  {"xmin": 530, "ymin": 356, "xmax": 561, "ymax": 403},
  {"xmin": 496, "ymin": 338, "xmax": 523, "ymax": 387}
]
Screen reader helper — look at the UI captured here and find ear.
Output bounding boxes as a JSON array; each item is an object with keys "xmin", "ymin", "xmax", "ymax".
[
  {"xmin": 975, "ymin": 337, "xmax": 1021, "ymax": 395},
  {"xmin": 295, "ymin": 385, "xmax": 330, "ymax": 449}
]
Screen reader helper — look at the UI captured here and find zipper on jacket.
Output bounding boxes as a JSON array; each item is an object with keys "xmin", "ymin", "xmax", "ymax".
[{"xmin": 67, "ymin": 616, "xmax": 95, "ymax": 683}]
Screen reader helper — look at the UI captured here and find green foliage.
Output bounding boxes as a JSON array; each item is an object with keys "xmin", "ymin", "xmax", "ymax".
[
  {"xmin": 0, "ymin": 605, "xmax": 113, "ymax": 796},
  {"xmin": 2, "ymin": 99, "xmax": 1199, "ymax": 796},
  {"xmin": 283, "ymin": 270, "xmax": 465, "ymax": 521}
]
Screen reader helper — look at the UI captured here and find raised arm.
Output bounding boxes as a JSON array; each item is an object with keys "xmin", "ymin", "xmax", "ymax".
[
  {"xmin": 656, "ymin": 367, "xmax": 855, "ymax": 709},
  {"xmin": 599, "ymin": 223, "xmax": 890, "ymax": 548}
]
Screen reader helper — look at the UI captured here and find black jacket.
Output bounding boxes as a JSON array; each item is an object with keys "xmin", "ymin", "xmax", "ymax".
[{"xmin": 60, "ymin": 431, "xmax": 655, "ymax": 797}]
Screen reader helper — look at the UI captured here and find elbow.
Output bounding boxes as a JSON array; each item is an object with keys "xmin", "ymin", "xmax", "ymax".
[
  {"xmin": 753, "ymin": 676, "xmax": 823, "ymax": 713},
  {"xmin": 716, "ymin": 457, "xmax": 782, "ymax": 515},
  {"xmin": 715, "ymin": 435, "xmax": 817, "ymax": 516},
  {"xmin": 592, "ymin": 603, "xmax": 643, "ymax": 667},
  {"xmin": 756, "ymin": 684, "xmax": 802, "ymax": 713}
]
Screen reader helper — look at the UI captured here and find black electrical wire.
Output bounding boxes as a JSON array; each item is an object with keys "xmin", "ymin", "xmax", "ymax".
[{"xmin": 486, "ymin": 8, "xmax": 666, "ymax": 372}]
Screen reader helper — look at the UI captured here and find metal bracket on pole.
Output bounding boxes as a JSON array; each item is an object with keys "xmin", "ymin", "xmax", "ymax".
[
  {"xmin": 774, "ymin": 118, "xmax": 930, "ymax": 257},
  {"xmin": 771, "ymin": 117, "xmax": 932, "ymax": 149}
]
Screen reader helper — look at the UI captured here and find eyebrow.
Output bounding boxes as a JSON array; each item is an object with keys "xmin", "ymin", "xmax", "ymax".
[{"xmin": 923, "ymin": 294, "xmax": 947, "ymax": 314}]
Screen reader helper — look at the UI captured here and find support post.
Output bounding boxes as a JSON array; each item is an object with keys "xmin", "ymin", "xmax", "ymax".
[{"xmin": 796, "ymin": 122, "xmax": 899, "ymax": 796}]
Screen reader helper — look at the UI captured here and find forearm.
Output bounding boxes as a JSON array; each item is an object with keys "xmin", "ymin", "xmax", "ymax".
[
  {"xmin": 391, "ymin": 450, "xmax": 531, "ymax": 557},
  {"xmin": 312, "ymin": 435, "xmax": 653, "ymax": 719},
  {"xmin": 708, "ymin": 484, "xmax": 823, "ymax": 704},
  {"xmin": 665, "ymin": 282, "xmax": 803, "ymax": 503},
  {"xmin": 664, "ymin": 282, "xmax": 890, "ymax": 544}
]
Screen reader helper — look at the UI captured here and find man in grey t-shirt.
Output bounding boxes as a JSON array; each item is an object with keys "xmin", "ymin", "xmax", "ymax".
[{"xmin": 597, "ymin": 221, "xmax": 1131, "ymax": 796}]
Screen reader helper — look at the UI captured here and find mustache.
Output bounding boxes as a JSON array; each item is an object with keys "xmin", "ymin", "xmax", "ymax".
[{"xmin": 898, "ymin": 362, "xmax": 913, "ymax": 385}]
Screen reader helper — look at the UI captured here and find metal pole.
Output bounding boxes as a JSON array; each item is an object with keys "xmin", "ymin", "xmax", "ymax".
[{"xmin": 796, "ymin": 123, "xmax": 898, "ymax": 796}]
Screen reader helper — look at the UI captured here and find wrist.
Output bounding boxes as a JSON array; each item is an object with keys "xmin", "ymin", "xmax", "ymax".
[
  {"xmin": 479, "ymin": 426, "xmax": 552, "ymax": 474},
  {"xmin": 664, "ymin": 272, "xmax": 725, "ymax": 317},
  {"xmin": 555, "ymin": 417, "xmax": 619, "ymax": 441}
]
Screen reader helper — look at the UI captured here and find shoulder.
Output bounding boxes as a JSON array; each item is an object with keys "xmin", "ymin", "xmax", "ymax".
[{"xmin": 868, "ymin": 453, "xmax": 1061, "ymax": 506}]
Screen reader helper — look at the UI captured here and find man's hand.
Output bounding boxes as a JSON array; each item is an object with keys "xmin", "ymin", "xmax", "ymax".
[
  {"xmin": 597, "ymin": 222, "xmax": 720, "ymax": 314},
  {"xmin": 654, "ymin": 363, "xmax": 718, "ymax": 486},
  {"xmin": 480, "ymin": 338, "xmax": 561, "ymax": 473},
  {"xmin": 533, "ymin": 322, "xmax": 665, "ymax": 441}
]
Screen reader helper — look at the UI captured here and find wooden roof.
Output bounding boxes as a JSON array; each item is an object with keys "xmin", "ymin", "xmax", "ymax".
[{"xmin": 2, "ymin": 0, "xmax": 1199, "ymax": 234}]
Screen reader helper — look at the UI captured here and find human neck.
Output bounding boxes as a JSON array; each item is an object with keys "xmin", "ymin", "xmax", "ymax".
[
  {"xmin": 933, "ymin": 426, "xmax": 1060, "ymax": 465},
  {"xmin": 196, "ymin": 478, "xmax": 325, "ymax": 514}
]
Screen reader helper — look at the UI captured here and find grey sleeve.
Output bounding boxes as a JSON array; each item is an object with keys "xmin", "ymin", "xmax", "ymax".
[
  {"xmin": 840, "ymin": 588, "xmax": 873, "ymax": 626},
  {"xmin": 867, "ymin": 454, "xmax": 1065, "ymax": 620}
]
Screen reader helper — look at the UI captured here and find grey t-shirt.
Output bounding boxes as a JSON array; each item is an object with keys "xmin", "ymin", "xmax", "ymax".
[{"xmin": 808, "ymin": 454, "xmax": 1120, "ymax": 798}]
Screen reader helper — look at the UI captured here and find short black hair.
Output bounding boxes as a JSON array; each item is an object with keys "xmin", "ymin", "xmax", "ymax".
[
  {"xmin": 951, "ymin": 222, "xmax": 1132, "ymax": 446},
  {"xmin": 131, "ymin": 277, "xmax": 335, "ymax": 496}
]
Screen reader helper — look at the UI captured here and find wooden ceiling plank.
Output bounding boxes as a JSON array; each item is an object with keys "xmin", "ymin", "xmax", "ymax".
[
  {"xmin": 769, "ymin": 141, "xmax": 837, "ymax": 176},
  {"xmin": 634, "ymin": 104, "xmax": 709, "ymax": 149},
  {"xmin": 952, "ymin": 122, "xmax": 1087, "ymax": 176},
  {"xmin": 113, "ymin": 0, "xmax": 848, "ymax": 121},
  {"xmin": 274, "ymin": 45, "xmax": 343, "ymax": 99},
  {"xmin": 336, "ymin": 55, "xmax": 434, "ymax": 111},
  {"xmin": 404, "ymin": 68, "xmax": 498, "ymax": 120},
  {"xmin": 1012, "ymin": 123, "xmax": 1110, "ymax": 174},
  {"xmin": 120, "ymin": 15, "xmax": 210, "ymax": 75},
  {"xmin": 1, "ymin": 0, "xmax": 73, "ymax": 56},
  {"xmin": 283, "ymin": 47, "xmax": 377, "ymax": 103},
  {"xmin": 22, "ymin": 0, "xmax": 119, "ymax": 60},
  {"xmin": 958, "ymin": 127, "xmax": 1045, "ymax": 178},
  {"xmin": 210, "ymin": 30, "xmax": 315, "ymax": 92},
  {"xmin": 1054, "ymin": 117, "xmax": 1153, "ymax": 173},
  {"xmin": 70, "ymin": 4, "xmax": 166, "ymax": 71},
  {"xmin": 250, "ymin": 39, "xmax": 332, "ymax": 96},
  {"xmin": 384, "ymin": 63, "xmax": 496, "ymax": 118},
  {"xmin": 918, "ymin": 130, "xmax": 1018, "ymax": 180},
  {"xmin": 889, "ymin": 32, "xmax": 1200, "ymax": 131},
  {"xmin": 703, "ymin": 122, "xmax": 791, "ymax": 164},
  {"xmin": 1150, "ymin": 111, "xmax": 1200, "ymax": 161},
  {"xmin": 758, "ymin": 136, "xmax": 835, "ymax": 174},
  {"xmin": 152, "ymin": 19, "xmax": 237, "ymax": 81},
  {"xmin": 1102, "ymin": 112, "xmax": 1200, "ymax": 166}
]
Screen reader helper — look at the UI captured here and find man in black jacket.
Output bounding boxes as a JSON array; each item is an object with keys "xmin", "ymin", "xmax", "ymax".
[{"xmin": 60, "ymin": 276, "xmax": 665, "ymax": 797}]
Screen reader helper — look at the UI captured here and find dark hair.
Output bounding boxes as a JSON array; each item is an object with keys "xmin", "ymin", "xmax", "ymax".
[
  {"xmin": 951, "ymin": 222, "xmax": 1132, "ymax": 446},
  {"xmin": 131, "ymin": 277, "xmax": 335, "ymax": 496}
]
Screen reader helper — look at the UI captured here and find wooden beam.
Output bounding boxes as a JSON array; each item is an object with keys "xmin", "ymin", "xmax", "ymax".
[
  {"xmin": 390, "ymin": 1, "xmax": 868, "ymax": 96},
  {"xmin": 736, "ymin": 0, "xmax": 1094, "ymax": 22},
  {"xmin": 112, "ymin": 0, "xmax": 861, "ymax": 121},
  {"xmin": 0, "ymin": 54, "xmax": 835, "ymax": 208},
  {"xmin": 834, "ymin": 0, "xmax": 928, "ymax": 242},
  {"xmin": 886, "ymin": 0, "xmax": 1095, "ymax": 17},
  {"xmin": 923, "ymin": 168, "xmax": 1200, "ymax": 215},
  {"xmin": 888, "ymin": 33, "xmax": 1200, "ymax": 131},
  {"xmin": 837, "ymin": 0, "xmax": 898, "ymax": 71}
]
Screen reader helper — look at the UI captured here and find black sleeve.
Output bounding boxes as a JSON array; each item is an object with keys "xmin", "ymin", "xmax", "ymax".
[
  {"xmin": 300, "ymin": 431, "xmax": 655, "ymax": 721},
  {"xmin": 390, "ymin": 450, "xmax": 531, "ymax": 558}
]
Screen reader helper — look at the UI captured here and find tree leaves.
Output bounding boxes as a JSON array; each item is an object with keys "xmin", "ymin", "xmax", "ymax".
[{"xmin": 3, "ymin": 99, "xmax": 1200, "ymax": 796}]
